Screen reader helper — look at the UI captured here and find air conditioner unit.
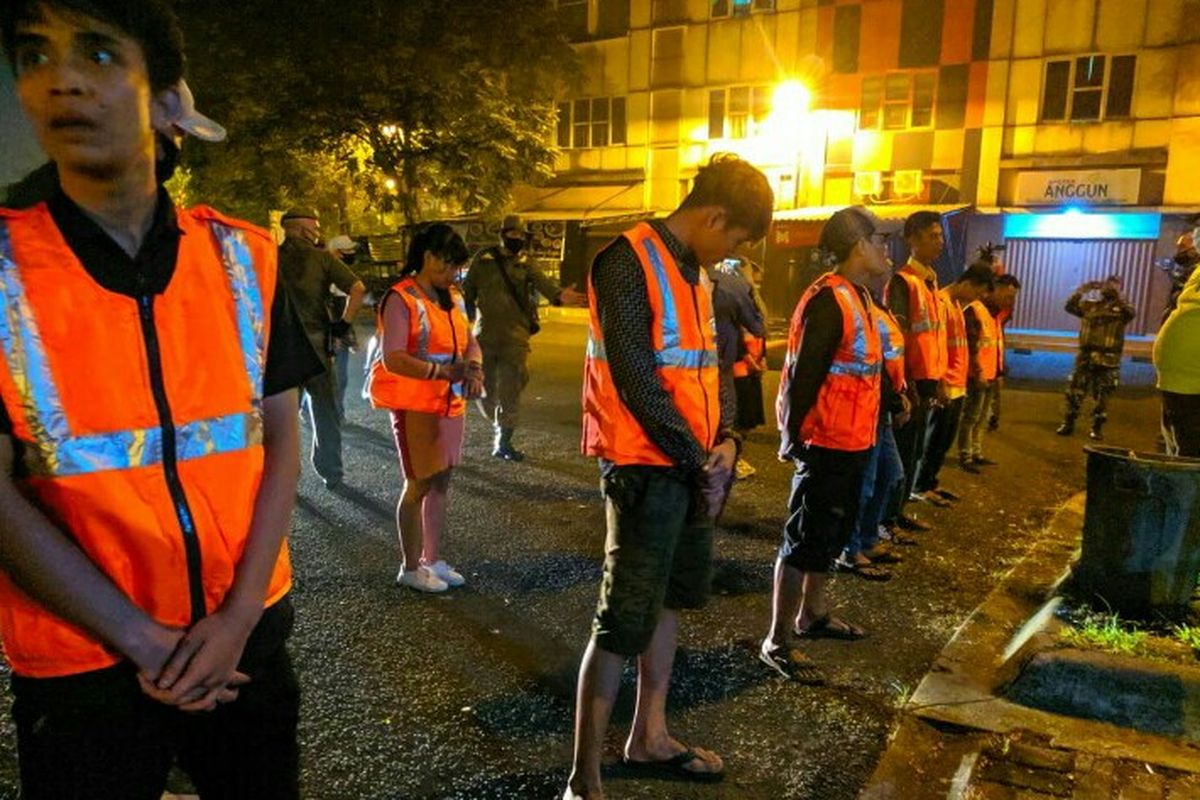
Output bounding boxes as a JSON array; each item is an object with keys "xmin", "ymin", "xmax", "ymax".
[
  {"xmin": 893, "ymin": 170, "xmax": 924, "ymax": 196},
  {"xmin": 854, "ymin": 171, "xmax": 883, "ymax": 196}
]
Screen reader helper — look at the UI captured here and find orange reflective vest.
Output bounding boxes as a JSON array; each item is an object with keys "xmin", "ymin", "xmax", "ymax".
[
  {"xmin": 967, "ymin": 300, "xmax": 999, "ymax": 381},
  {"xmin": 581, "ymin": 223, "xmax": 719, "ymax": 466},
  {"xmin": 0, "ymin": 203, "xmax": 291, "ymax": 678},
  {"xmin": 874, "ymin": 304, "xmax": 907, "ymax": 394},
  {"xmin": 895, "ymin": 263, "xmax": 946, "ymax": 381},
  {"xmin": 778, "ymin": 273, "xmax": 883, "ymax": 453},
  {"xmin": 940, "ymin": 289, "xmax": 969, "ymax": 390},
  {"xmin": 368, "ymin": 277, "xmax": 470, "ymax": 417},
  {"xmin": 994, "ymin": 307, "xmax": 1010, "ymax": 373},
  {"xmin": 732, "ymin": 333, "xmax": 766, "ymax": 378}
]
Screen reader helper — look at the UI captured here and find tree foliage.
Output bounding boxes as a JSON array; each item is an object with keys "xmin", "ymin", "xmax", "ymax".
[{"xmin": 176, "ymin": 0, "xmax": 578, "ymax": 231}]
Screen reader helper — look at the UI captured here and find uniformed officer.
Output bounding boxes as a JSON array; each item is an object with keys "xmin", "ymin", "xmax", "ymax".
[{"xmin": 462, "ymin": 214, "xmax": 586, "ymax": 461}]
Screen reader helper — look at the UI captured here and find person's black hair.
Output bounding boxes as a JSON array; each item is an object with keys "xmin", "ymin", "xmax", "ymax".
[
  {"xmin": 402, "ymin": 223, "xmax": 470, "ymax": 277},
  {"xmin": 676, "ymin": 153, "xmax": 774, "ymax": 241},
  {"xmin": 1, "ymin": 0, "xmax": 185, "ymax": 93},
  {"xmin": 815, "ymin": 206, "xmax": 878, "ymax": 266},
  {"xmin": 956, "ymin": 262, "xmax": 996, "ymax": 290},
  {"xmin": 995, "ymin": 274, "xmax": 1022, "ymax": 290},
  {"xmin": 903, "ymin": 210, "xmax": 942, "ymax": 240},
  {"xmin": 976, "ymin": 241, "xmax": 1006, "ymax": 263}
]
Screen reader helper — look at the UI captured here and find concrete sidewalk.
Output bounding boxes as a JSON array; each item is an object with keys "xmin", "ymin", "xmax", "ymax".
[{"xmin": 863, "ymin": 492, "xmax": 1200, "ymax": 799}]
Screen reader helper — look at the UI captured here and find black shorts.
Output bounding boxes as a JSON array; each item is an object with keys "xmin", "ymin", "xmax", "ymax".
[
  {"xmin": 592, "ymin": 465, "xmax": 714, "ymax": 657},
  {"xmin": 778, "ymin": 445, "xmax": 871, "ymax": 573},
  {"xmin": 11, "ymin": 598, "xmax": 299, "ymax": 800}
]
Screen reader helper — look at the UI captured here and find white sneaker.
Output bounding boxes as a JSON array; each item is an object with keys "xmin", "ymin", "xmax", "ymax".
[
  {"xmin": 396, "ymin": 566, "xmax": 449, "ymax": 593},
  {"xmin": 425, "ymin": 559, "xmax": 466, "ymax": 588}
]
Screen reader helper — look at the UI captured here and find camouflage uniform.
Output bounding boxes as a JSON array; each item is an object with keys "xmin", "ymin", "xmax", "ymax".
[
  {"xmin": 1058, "ymin": 286, "xmax": 1135, "ymax": 439},
  {"xmin": 461, "ymin": 216, "xmax": 563, "ymax": 459}
]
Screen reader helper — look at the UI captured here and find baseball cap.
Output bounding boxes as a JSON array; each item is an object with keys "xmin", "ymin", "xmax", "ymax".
[
  {"xmin": 171, "ymin": 80, "xmax": 226, "ymax": 142},
  {"xmin": 282, "ymin": 207, "xmax": 320, "ymax": 222},
  {"xmin": 501, "ymin": 214, "xmax": 530, "ymax": 235},
  {"xmin": 327, "ymin": 235, "xmax": 358, "ymax": 254}
]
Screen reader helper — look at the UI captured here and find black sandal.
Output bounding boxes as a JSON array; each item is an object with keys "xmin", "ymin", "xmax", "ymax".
[
  {"xmin": 759, "ymin": 644, "xmax": 826, "ymax": 685},
  {"xmin": 795, "ymin": 615, "xmax": 868, "ymax": 641},
  {"xmin": 622, "ymin": 746, "xmax": 725, "ymax": 783},
  {"xmin": 835, "ymin": 557, "xmax": 891, "ymax": 581}
]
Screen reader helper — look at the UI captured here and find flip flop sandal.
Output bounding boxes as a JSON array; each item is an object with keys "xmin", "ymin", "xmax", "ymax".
[
  {"xmin": 835, "ymin": 558, "xmax": 892, "ymax": 581},
  {"xmin": 759, "ymin": 645, "xmax": 826, "ymax": 685},
  {"xmin": 795, "ymin": 615, "xmax": 868, "ymax": 641},
  {"xmin": 863, "ymin": 548, "xmax": 903, "ymax": 565},
  {"xmin": 912, "ymin": 491, "xmax": 951, "ymax": 508},
  {"xmin": 622, "ymin": 746, "xmax": 726, "ymax": 783}
]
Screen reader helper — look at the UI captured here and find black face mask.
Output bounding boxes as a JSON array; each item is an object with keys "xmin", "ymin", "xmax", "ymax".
[{"xmin": 503, "ymin": 237, "xmax": 525, "ymax": 255}]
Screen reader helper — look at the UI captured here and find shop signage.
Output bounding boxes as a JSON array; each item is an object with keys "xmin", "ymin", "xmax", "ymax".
[{"xmin": 1016, "ymin": 169, "xmax": 1141, "ymax": 206}]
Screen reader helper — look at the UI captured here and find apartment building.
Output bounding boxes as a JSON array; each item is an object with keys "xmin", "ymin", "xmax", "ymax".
[{"xmin": 532, "ymin": 0, "xmax": 1200, "ymax": 336}]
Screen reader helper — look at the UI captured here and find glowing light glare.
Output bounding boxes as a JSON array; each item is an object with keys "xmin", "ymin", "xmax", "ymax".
[
  {"xmin": 384, "ymin": 178, "xmax": 398, "ymax": 192},
  {"xmin": 1003, "ymin": 211, "xmax": 1161, "ymax": 240},
  {"xmin": 773, "ymin": 81, "xmax": 813, "ymax": 115},
  {"xmin": 380, "ymin": 124, "xmax": 399, "ymax": 139}
]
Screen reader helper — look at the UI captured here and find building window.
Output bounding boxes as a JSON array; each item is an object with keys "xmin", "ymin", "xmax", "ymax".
[
  {"xmin": 652, "ymin": 0, "xmax": 688, "ymax": 24},
  {"xmin": 1041, "ymin": 54, "xmax": 1136, "ymax": 123},
  {"xmin": 557, "ymin": 97, "xmax": 627, "ymax": 149},
  {"xmin": 596, "ymin": 0, "xmax": 631, "ymax": 38},
  {"xmin": 860, "ymin": 71, "xmax": 937, "ymax": 130},
  {"xmin": 712, "ymin": 0, "xmax": 770, "ymax": 17},
  {"xmin": 556, "ymin": 0, "xmax": 588, "ymax": 41},
  {"xmin": 707, "ymin": 85, "xmax": 771, "ymax": 139},
  {"xmin": 556, "ymin": 102, "xmax": 571, "ymax": 148},
  {"xmin": 833, "ymin": 5, "xmax": 861, "ymax": 74},
  {"xmin": 652, "ymin": 27, "xmax": 685, "ymax": 87}
]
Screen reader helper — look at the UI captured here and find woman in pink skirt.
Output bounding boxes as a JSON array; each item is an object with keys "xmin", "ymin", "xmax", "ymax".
[{"xmin": 367, "ymin": 224, "xmax": 483, "ymax": 592}]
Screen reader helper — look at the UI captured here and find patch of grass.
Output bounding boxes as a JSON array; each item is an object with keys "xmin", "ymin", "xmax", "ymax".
[
  {"xmin": 889, "ymin": 680, "xmax": 914, "ymax": 709},
  {"xmin": 1173, "ymin": 624, "xmax": 1200, "ymax": 654},
  {"xmin": 1060, "ymin": 612, "xmax": 1147, "ymax": 656}
]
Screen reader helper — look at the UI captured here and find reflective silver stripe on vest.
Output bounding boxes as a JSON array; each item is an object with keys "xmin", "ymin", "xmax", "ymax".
[
  {"xmin": 830, "ymin": 285, "xmax": 881, "ymax": 378},
  {"xmin": 402, "ymin": 285, "xmax": 432, "ymax": 358},
  {"xmin": 586, "ymin": 235, "xmax": 716, "ymax": 370},
  {"xmin": 210, "ymin": 222, "xmax": 266, "ymax": 401},
  {"xmin": 587, "ymin": 333, "xmax": 716, "ymax": 370},
  {"xmin": 640, "ymin": 237, "xmax": 681, "ymax": 349},
  {"xmin": 0, "ymin": 219, "xmax": 265, "ymax": 478},
  {"xmin": 876, "ymin": 315, "xmax": 904, "ymax": 361}
]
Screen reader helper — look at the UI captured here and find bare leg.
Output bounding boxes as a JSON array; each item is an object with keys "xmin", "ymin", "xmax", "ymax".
[
  {"xmin": 765, "ymin": 558, "xmax": 803, "ymax": 649},
  {"xmin": 625, "ymin": 610, "xmax": 678, "ymax": 759},
  {"xmin": 564, "ymin": 638, "xmax": 625, "ymax": 800},
  {"xmin": 397, "ymin": 477, "xmax": 429, "ymax": 571},
  {"xmin": 419, "ymin": 469, "xmax": 452, "ymax": 565},
  {"xmin": 795, "ymin": 571, "xmax": 829, "ymax": 629}
]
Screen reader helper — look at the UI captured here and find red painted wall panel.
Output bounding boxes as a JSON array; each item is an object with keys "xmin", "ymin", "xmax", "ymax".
[
  {"xmin": 941, "ymin": 0, "xmax": 976, "ymax": 65},
  {"xmin": 965, "ymin": 60, "xmax": 989, "ymax": 128},
  {"xmin": 859, "ymin": 0, "xmax": 902, "ymax": 73}
]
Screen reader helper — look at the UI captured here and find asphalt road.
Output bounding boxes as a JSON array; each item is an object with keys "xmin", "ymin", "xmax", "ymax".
[{"xmin": 0, "ymin": 318, "xmax": 1164, "ymax": 799}]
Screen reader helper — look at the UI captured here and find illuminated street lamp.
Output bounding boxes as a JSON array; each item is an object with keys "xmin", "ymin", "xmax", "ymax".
[
  {"xmin": 384, "ymin": 177, "xmax": 398, "ymax": 192},
  {"xmin": 773, "ymin": 80, "xmax": 813, "ymax": 120}
]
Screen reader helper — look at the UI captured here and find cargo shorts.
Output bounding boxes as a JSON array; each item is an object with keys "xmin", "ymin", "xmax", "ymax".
[{"xmin": 591, "ymin": 465, "xmax": 714, "ymax": 657}]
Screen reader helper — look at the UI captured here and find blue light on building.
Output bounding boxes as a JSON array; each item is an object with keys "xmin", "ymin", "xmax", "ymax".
[{"xmin": 1003, "ymin": 209, "xmax": 1162, "ymax": 241}]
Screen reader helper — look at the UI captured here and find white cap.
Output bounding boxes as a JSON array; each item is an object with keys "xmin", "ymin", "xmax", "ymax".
[
  {"xmin": 172, "ymin": 79, "xmax": 226, "ymax": 142},
  {"xmin": 327, "ymin": 235, "xmax": 358, "ymax": 254}
]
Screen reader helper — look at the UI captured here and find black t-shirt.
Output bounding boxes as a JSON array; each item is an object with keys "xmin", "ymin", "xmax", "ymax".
[{"xmin": 0, "ymin": 187, "xmax": 323, "ymax": 438}]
